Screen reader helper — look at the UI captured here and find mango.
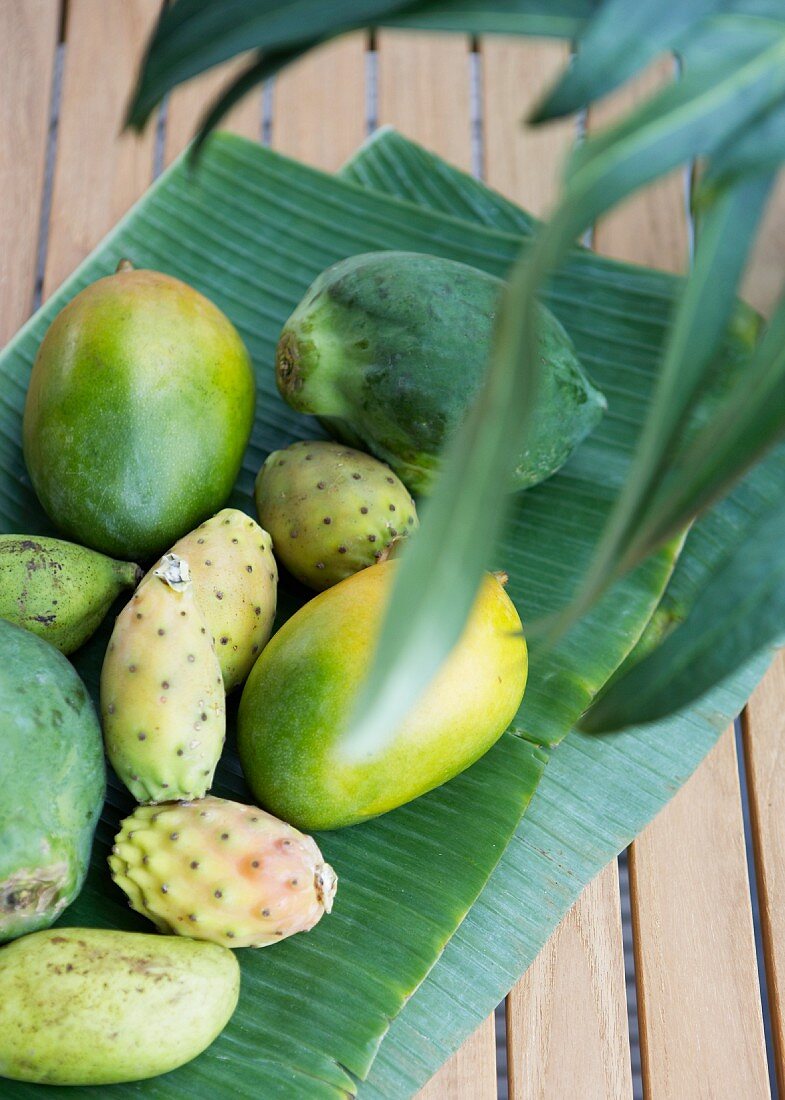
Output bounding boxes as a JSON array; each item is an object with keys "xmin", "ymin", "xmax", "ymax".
[
  {"xmin": 23, "ymin": 263, "xmax": 255, "ymax": 559},
  {"xmin": 0, "ymin": 928, "xmax": 239, "ymax": 1085},
  {"xmin": 276, "ymin": 251, "xmax": 606, "ymax": 494},
  {"xmin": 0, "ymin": 534, "xmax": 140, "ymax": 654},
  {"xmin": 238, "ymin": 561, "xmax": 527, "ymax": 829}
]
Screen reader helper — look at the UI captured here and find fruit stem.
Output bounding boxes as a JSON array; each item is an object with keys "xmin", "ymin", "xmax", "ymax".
[
  {"xmin": 492, "ymin": 570, "xmax": 509, "ymax": 587},
  {"xmin": 116, "ymin": 258, "xmax": 135, "ymax": 273}
]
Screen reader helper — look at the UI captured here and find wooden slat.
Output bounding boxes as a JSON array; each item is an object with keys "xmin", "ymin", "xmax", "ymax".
[
  {"xmin": 376, "ymin": 30, "xmax": 496, "ymax": 1096},
  {"xmin": 744, "ymin": 652, "xmax": 785, "ymax": 1095},
  {"xmin": 506, "ymin": 862, "xmax": 633, "ymax": 1100},
  {"xmin": 42, "ymin": 0, "xmax": 160, "ymax": 298},
  {"xmin": 0, "ymin": 0, "xmax": 60, "ymax": 343},
  {"xmin": 417, "ymin": 1016, "xmax": 498, "ymax": 1100},
  {"xmin": 480, "ymin": 40, "xmax": 631, "ymax": 1100},
  {"xmin": 377, "ymin": 30, "xmax": 472, "ymax": 173},
  {"xmin": 164, "ymin": 56, "xmax": 262, "ymax": 166},
  {"xmin": 273, "ymin": 34, "xmax": 368, "ymax": 172},
  {"xmin": 589, "ymin": 65, "xmax": 770, "ymax": 1098},
  {"xmin": 590, "ymin": 59, "xmax": 689, "ymax": 271},
  {"xmin": 742, "ymin": 175, "xmax": 785, "ymax": 315},
  {"xmin": 480, "ymin": 39, "xmax": 574, "ymax": 218},
  {"xmin": 630, "ymin": 731, "xmax": 770, "ymax": 1097}
]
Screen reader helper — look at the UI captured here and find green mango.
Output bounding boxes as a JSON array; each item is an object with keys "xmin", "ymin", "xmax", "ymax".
[
  {"xmin": 23, "ymin": 263, "xmax": 255, "ymax": 559},
  {"xmin": 238, "ymin": 561, "xmax": 527, "ymax": 830},
  {"xmin": 0, "ymin": 534, "xmax": 140, "ymax": 654},
  {"xmin": 0, "ymin": 928, "xmax": 239, "ymax": 1084},
  {"xmin": 276, "ymin": 251, "xmax": 606, "ymax": 494},
  {"xmin": 0, "ymin": 620, "xmax": 105, "ymax": 943}
]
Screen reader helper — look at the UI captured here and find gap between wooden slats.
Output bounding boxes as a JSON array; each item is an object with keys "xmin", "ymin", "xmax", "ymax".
[
  {"xmin": 591, "ymin": 61, "xmax": 771, "ymax": 1100},
  {"xmin": 477, "ymin": 37, "xmax": 634, "ymax": 1100},
  {"xmin": 0, "ymin": 0, "xmax": 60, "ymax": 344},
  {"xmin": 741, "ymin": 171, "xmax": 785, "ymax": 1091}
]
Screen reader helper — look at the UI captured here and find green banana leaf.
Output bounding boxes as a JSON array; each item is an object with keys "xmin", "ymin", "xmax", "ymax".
[
  {"xmin": 583, "ymin": 443, "xmax": 785, "ymax": 730},
  {"xmin": 348, "ymin": 127, "xmax": 777, "ymax": 1096},
  {"xmin": 387, "ymin": 0, "xmax": 599, "ymax": 36},
  {"xmin": 0, "ymin": 131, "xmax": 673, "ymax": 1096}
]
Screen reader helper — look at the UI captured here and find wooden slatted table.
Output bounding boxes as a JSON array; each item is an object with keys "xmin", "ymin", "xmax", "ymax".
[{"xmin": 1, "ymin": 4, "xmax": 782, "ymax": 1096}]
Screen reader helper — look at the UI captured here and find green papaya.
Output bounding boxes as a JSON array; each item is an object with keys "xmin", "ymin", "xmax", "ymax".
[
  {"xmin": 237, "ymin": 561, "xmax": 527, "ymax": 830},
  {"xmin": 0, "ymin": 535, "xmax": 141, "ymax": 654},
  {"xmin": 0, "ymin": 620, "xmax": 105, "ymax": 943},
  {"xmin": 23, "ymin": 262, "xmax": 255, "ymax": 559},
  {"xmin": 276, "ymin": 251, "xmax": 606, "ymax": 494}
]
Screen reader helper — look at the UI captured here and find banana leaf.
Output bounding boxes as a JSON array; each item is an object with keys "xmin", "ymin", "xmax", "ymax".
[
  {"xmin": 0, "ymin": 131, "xmax": 674, "ymax": 1095},
  {"xmin": 348, "ymin": 128, "xmax": 777, "ymax": 1096}
]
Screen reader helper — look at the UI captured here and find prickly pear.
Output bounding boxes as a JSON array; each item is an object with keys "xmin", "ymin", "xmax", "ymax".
[
  {"xmin": 148, "ymin": 509, "xmax": 277, "ymax": 691},
  {"xmin": 100, "ymin": 554, "xmax": 225, "ymax": 803},
  {"xmin": 0, "ymin": 534, "xmax": 140, "ymax": 654},
  {"xmin": 23, "ymin": 262, "xmax": 255, "ymax": 559},
  {"xmin": 109, "ymin": 796, "xmax": 337, "ymax": 948},
  {"xmin": 0, "ymin": 927, "xmax": 239, "ymax": 1085},
  {"xmin": 255, "ymin": 440, "xmax": 418, "ymax": 591}
]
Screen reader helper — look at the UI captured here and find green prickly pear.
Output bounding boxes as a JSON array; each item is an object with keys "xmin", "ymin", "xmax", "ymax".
[
  {"xmin": 0, "ymin": 534, "xmax": 140, "ymax": 654},
  {"xmin": 147, "ymin": 509, "xmax": 277, "ymax": 691},
  {"xmin": 109, "ymin": 796, "xmax": 336, "ymax": 948},
  {"xmin": 100, "ymin": 554, "xmax": 225, "ymax": 803},
  {"xmin": 0, "ymin": 927, "xmax": 239, "ymax": 1084},
  {"xmin": 254, "ymin": 440, "xmax": 418, "ymax": 591}
]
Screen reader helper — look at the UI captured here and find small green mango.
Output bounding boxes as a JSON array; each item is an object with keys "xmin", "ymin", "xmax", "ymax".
[
  {"xmin": 238, "ymin": 561, "xmax": 527, "ymax": 830},
  {"xmin": 0, "ymin": 534, "xmax": 141, "ymax": 654},
  {"xmin": 0, "ymin": 928, "xmax": 239, "ymax": 1085},
  {"xmin": 23, "ymin": 263, "xmax": 255, "ymax": 559},
  {"xmin": 276, "ymin": 251, "xmax": 606, "ymax": 494}
]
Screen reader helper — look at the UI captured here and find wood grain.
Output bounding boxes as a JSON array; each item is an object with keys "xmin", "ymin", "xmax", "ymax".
[
  {"xmin": 377, "ymin": 30, "xmax": 472, "ymax": 172},
  {"xmin": 590, "ymin": 59, "xmax": 689, "ymax": 271},
  {"xmin": 480, "ymin": 38, "xmax": 574, "ymax": 218},
  {"xmin": 742, "ymin": 175, "xmax": 785, "ymax": 316},
  {"xmin": 0, "ymin": 0, "xmax": 60, "ymax": 343},
  {"xmin": 506, "ymin": 862, "xmax": 633, "ymax": 1100},
  {"xmin": 630, "ymin": 730, "xmax": 770, "ymax": 1098},
  {"xmin": 42, "ymin": 0, "xmax": 160, "ymax": 297},
  {"xmin": 744, "ymin": 655, "xmax": 785, "ymax": 1096},
  {"xmin": 273, "ymin": 34, "xmax": 368, "ymax": 171},
  {"xmin": 417, "ymin": 1016, "xmax": 498, "ymax": 1100},
  {"xmin": 164, "ymin": 56, "xmax": 262, "ymax": 166}
]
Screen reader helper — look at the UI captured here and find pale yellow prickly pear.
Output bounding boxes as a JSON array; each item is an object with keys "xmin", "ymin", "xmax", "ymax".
[
  {"xmin": 109, "ymin": 796, "xmax": 337, "ymax": 948},
  {"xmin": 148, "ymin": 509, "xmax": 277, "ymax": 691},
  {"xmin": 100, "ymin": 554, "xmax": 225, "ymax": 803}
]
